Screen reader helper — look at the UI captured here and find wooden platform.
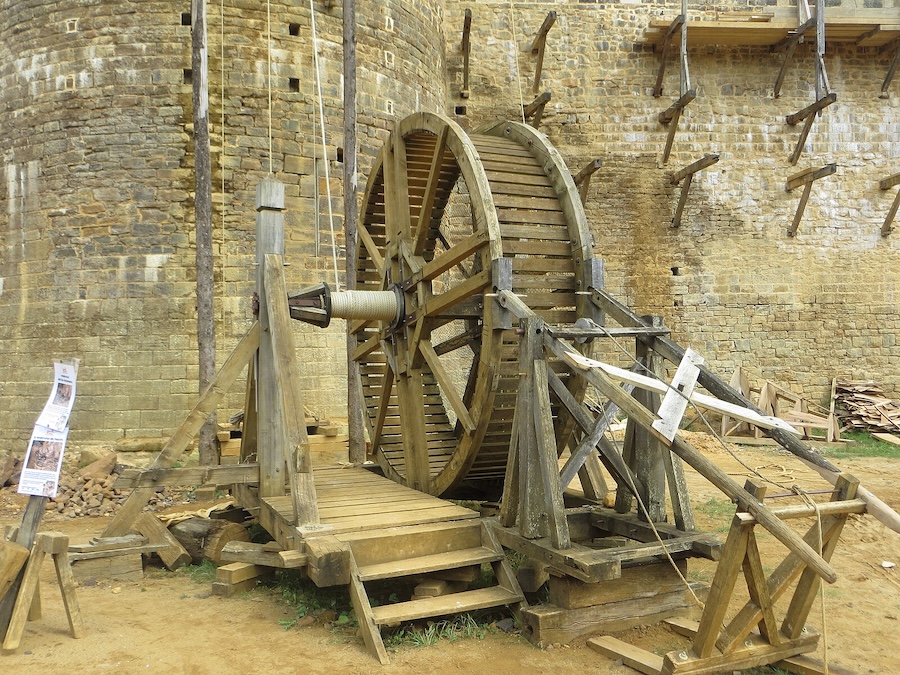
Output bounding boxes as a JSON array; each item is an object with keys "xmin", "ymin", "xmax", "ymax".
[
  {"xmin": 258, "ymin": 465, "xmax": 479, "ymax": 550},
  {"xmin": 640, "ymin": 11, "xmax": 900, "ymax": 49}
]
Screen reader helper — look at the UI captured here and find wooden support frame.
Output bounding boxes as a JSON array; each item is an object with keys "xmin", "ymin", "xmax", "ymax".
[
  {"xmin": 530, "ymin": 11, "xmax": 557, "ymax": 94},
  {"xmin": 574, "ymin": 159, "xmax": 602, "ymax": 205},
  {"xmin": 786, "ymin": 93, "xmax": 836, "ymax": 166},
  {"xmin": 523, "ymin": 90, "xmax": 551, "ymax": 128},
  {"xmin": 785, "ymin": 164, "xmax": 836, "ymax": 236},
  {"xmin": 879, "ymin": 171, "xmax": 900, "ymax": 236},
  {"xmin": 593, "ymin": 474, "xmax": 859, "ymax": 674},
  {"xmin": 882, "ymin": 43, "xmax": 900, "ymax": 98},
  {"xmin": 653, "ymin": 15, "xmax": 685, "ymax": 98},
  {"xmin": 659, "ymin": 90, "xmax": 696, "ymax": 166},
  {"xmin": 657, "ymin": 1, "xmax": 692, "ymax": 165},
  {"xmin": 460, "ymin": 8, "xmax": 472, "ymax": 98},
  {"xmin": 669, "ymin": 154, "xmax": 720, "ymax": 227},
  {"xmin": 773, "ymin": 18, "xmax": 815, "ymax": 98}
]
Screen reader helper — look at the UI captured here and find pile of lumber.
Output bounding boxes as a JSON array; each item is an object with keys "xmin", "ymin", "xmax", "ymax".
[{"xmin": 835, "ymin": 381, "xmax": 900, "ymax": 433}]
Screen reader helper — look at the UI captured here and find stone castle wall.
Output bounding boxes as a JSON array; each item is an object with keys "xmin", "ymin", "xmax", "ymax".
[
  {"xmin": 444, "ymin": 1, "xmax": 900, "ymax": 405},
  {"xmin": 0, "ymin": 0, "xmax": 446, "ymax": 449},
  {"xmin": 1, "ymin": 0, "xmax": 897, "ymax": 452}
]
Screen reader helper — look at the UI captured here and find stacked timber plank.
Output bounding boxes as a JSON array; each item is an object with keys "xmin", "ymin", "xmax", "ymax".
[{"xmin": 834, "ymin": 381, "xmax": 900, "ymax": 433}]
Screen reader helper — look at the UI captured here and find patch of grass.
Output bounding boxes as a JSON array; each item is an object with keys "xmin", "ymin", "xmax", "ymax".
[
  {"xmin": 695, "ymin": 497, "xmax": 735, "ymax": 532},
  {"xmin": 275, "ymin": 570, "xmax": 356, "ymax": 630},
  {"xmin": 384, "ymin": 614, "xmax": 490, "ymax": 651},
  {"xmin": 181, "ymin": 560, "xmax": 217, "ymax": 584},
  {"xmin": 827, "ymin": 431, "xmax": 900, "ymax": 459}
]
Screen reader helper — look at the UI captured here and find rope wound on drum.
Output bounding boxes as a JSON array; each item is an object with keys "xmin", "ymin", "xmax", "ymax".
[{"xmin": 287, "ymin": 284, "xmax": 404, "ymax": 329}]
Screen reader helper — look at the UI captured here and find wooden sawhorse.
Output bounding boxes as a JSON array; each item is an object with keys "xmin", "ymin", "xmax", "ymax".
[{"xmin": 1, "ymin": 531, "xmax": 85, "ymax": 651}]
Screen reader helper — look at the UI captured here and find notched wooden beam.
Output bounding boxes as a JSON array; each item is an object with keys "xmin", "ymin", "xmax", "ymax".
[
  {"xmin": 669, "ymin": 154, "xmax": 720, "ymax": 227},
  {"xmin": 879, "ymin": 171, "xmax": 900, "ymax": 236},
  {"xmin": 786, "ymin": 163, "xmax": 836, "ymax": 237},
  {"xmin": 574, "ymin": 159, "xmax": 603, "ymax": 204},
  {"xmin": 653, "ymin": 14, "xmax": 685, "ymax": 98},
  {"xmin": 460, "ymin": 9, "xmax": 472, "ymax": 98},
  {"xmin": 523, "ymin": 90, "xmax": 551, "ymax": 128},
  {"xmin": 530, "ymin": 11, "xmax": 557, "ymax": 94}
]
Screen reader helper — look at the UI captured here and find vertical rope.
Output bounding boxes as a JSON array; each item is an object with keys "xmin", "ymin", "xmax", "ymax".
[
  {"xmin": 266, "ymin": 0, "xmax": 273, "ymax": 173},
  {"xmin": 220, "ymin": 0, "xmax": 226, "ymax": 325},
  {"xmin": 310, "ymin": 0, "xmax": 341, "ymax": 291}
]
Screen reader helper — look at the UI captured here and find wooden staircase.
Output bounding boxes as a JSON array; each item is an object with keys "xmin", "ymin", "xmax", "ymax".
[{"xmin": 341, "ymin": 520, "xmax": 525, "ymax": 663}]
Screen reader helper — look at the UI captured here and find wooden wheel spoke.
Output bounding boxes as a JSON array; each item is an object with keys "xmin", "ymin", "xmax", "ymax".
[
  {"xmin": 419, "ymin": 340, "xmax": 476, "ymax": 433},
  {"xmin": 413, "ymin": 125, "xmax": 450, "ymax": 255}
]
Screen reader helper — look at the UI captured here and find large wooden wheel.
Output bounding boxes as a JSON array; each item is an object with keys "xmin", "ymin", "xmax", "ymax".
[{"xmin": 353, "ymin": 112, "xmax": 597, "ymax": 497}]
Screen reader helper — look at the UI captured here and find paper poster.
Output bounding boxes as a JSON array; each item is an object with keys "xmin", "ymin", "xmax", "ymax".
[
  {"xmin": 35, "ymin": 361, "xmax": 77, "ymax": 432},
  {"xmin": 18, "ymin": 360, "xmax": 78, "ymax": 498},
  {"xmin": 18, "ymin": 427, "xmax": 69, "ymax": 497}
]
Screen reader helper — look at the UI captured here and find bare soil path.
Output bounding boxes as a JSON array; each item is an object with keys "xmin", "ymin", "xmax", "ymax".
[{"xmin": 1, "ymin": 439, "xmax": 898, "ymax": 675}]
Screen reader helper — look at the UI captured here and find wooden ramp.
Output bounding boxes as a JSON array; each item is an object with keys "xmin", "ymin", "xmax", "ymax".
[{"xmin": 258, "ymin": 465, "xmax": 479, "ymax": 546}]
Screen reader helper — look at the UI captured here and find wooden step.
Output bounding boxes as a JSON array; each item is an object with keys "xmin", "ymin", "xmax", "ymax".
[
  {"xmin": 371, "ymin": 586, "xmax": 523, "ymax": 625},
  {"xmin": 357, "ymin": 546, "xmax": 501, "ymax": 581}
]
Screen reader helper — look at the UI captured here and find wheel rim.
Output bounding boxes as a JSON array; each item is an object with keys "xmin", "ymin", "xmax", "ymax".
[{"xmin": 354, "ymin": 113, "xmax": 594, "ymax": 496}]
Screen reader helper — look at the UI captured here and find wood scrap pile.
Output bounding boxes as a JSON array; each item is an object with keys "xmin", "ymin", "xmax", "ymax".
[{"xmin": 834, "ymin": 381, "xmax": 900, "ymax": 433}]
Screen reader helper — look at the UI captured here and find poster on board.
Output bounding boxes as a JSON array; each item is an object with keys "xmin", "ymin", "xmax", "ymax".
[{"xmin": 18, "ymin": 360, "xmax": 78, "ymax": 499}]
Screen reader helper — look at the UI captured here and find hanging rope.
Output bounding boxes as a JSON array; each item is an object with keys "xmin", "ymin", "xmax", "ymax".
[
  {"xmin": 266, "ymin": 0, "xmax": 273, "ymax": 173},
  {"xmin": 220, "ymin": 0, "xmax": 226, "ymax": 326},
  {"xmin": 309, "ymin": 0, "xmax": 341, "ymax": 291}
]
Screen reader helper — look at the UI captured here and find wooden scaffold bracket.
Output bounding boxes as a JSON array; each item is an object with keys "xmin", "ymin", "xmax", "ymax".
[
  {"xmin": 882, "ymin": 40, "xmax": 900, "ymax": 98},
  {"xmin": 460, "ymin": 8, "xmax": 472, "ymax": 98},
  {"xmin": 785, "ymin": 163, "xmax": 836, "ymax": 237},
  {"xmin": 523, "ymin": 90, "xmax": 551, "ymax": 128},
  {"xmin": 653, "ymin": 14, "xmax": 686, "ymax": 98},
  {"xmin": 574, "ymin": 158, "xmax": 603, "ymax": 205},
  {"xmin": 669, "ymin": 153, "xmax": 720, "ymax": 227},
  {"xmin": 773, "ymin": 18, "xmax": 816, "ymax": 98},
  {"xmin": 657, "ymin": 0, "xmax": 693, "ymax": 165},
  {"xmin": 530, "ymin": 11, "xmax": 557, "ymax": 94},
  {"xmin": 879, "ymin": 171, "xmax": 900, "ymax": 236},
  {"xmin": 785, "ymin": 92, "xmax": 836, "ymax": 166}
]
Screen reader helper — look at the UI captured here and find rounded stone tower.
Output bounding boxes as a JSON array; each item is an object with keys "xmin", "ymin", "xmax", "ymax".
[{"xmin": 0, "ymin": 0, "xmax": 447, "ymax": 449}]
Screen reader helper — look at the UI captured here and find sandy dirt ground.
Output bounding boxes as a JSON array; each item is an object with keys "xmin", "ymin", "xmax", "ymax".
[{"xmin": 2, "ymin": 437, "xmax": 899, "ymax": 675}]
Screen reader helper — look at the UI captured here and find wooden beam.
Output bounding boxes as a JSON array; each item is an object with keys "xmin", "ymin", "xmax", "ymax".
[
  {"xmin": 879, "ymin": 171, "xmax": 900, "ymax": 191},
  {"xmin": 773, "ymin": 18, "xmax": 816, "ymax": 98},
  {"xmin": 786, "ymin": 163, "xmax": 836, "ymax": 191},
  {"xmin": 263, "ymin": 254, "xmax": 320, "ymax": 528},
  {"xmin": 881, "ymin": 186, "xmax": 900, "ymax": 237},
  {"xmin": 574, "ymin": 159, "xmax": 602, "ymax": 205},
  {"xmin": 102, "ymin": 323, "xmax": 259, "ymax": 538},
  {"xmin": 786, "ymin": 92, "xmax": 836, "ymax": 125},
  {"xmin": 659, "ymin": 89, "xmax": 696, "ymax": 125},
  {"xmin": 659, "ymin": 89, "xmax": 696, "ymax": 165},
  {"xmin": 670, "ymin": 153, "xmax": 720, "ymax": 184},
  {"xmin": 418, "ymin": 340, "xmax": 475, "ymax": 433},
  {"xmin": 523, "ymin": 91, "xmax": 551, "ymax": 128},
  {"xmin": 530, "ymin": 11, "xmax": 557, "ymax": 94},
  {"xmin": 413, "ymin": 125, "xmax": 449, "ymax": 255},
  {"xmin": 114, "ymin": 463, "xmax": 259, "ymax": 488},
  {"xmin": 787, "ymin": 93, "xmax": 837, "ymax": 165},
  {"xmin": 653, "ymin": 15, "xmax": 685, "ymax": 98},
  {"xmin": 670, "ymin": 154, "xmax": 720, "ymax": 227},
  {"xmin": 460, "ymin": 8, "xmax": 472, "ymax": 98}
]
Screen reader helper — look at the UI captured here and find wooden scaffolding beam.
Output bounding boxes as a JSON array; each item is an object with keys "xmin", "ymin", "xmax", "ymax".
[
  {"xmin": 669, "ymin": 154, "xmax": 721, "ymax": 227},
  {"xmin": 574, "ymin": 158, "xmax": 603, "ymax": 205},
  {"xmin": 879, "ymin": 170, "xmax": 900, "ymax": 236},
  {"xmin": 523, "ymin": 90, "xmax": 551, "ymax": 128},
  {"xmin": 785, "ymin": 164, "xmax": 836, "ymax": 236},
  {"xmin": 530, "ymin": 11, "xmax": 557, "ymax": 94},
  {"xmin": 460, "ymin": 9, "xmax": 472, "ymax": 98}
]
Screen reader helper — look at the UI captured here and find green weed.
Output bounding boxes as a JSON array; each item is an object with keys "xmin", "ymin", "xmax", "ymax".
[
  {"xmin": 276, "ymin": 570, "xmax": 356, "ymax": 630},
  {"xmin": 827, "ymin": 431, "xmax": 900, "ymax": 460},
  {"xmin": 384, "ymin": 614, "xmax": 490, "ymax": 651},
  {"xmin": 181, "ymin": 560, "xmax": 217, "ymax": 584}
]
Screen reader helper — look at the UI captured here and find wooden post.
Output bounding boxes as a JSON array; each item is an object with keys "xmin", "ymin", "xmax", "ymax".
[
  {"xmin": 192, "ymin": 0, "xmax": 217, "ymax": 466},
  {"xmin": 530, "ymin": 11, "xmax": 557, "ymax": 94},
  {"xmin": 256, "ymin": 175, "xmax": 286, "ymax": 498},
  {"xmin": 461, "ymin": 9, "xmax": 472, "ymax": 98}
]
